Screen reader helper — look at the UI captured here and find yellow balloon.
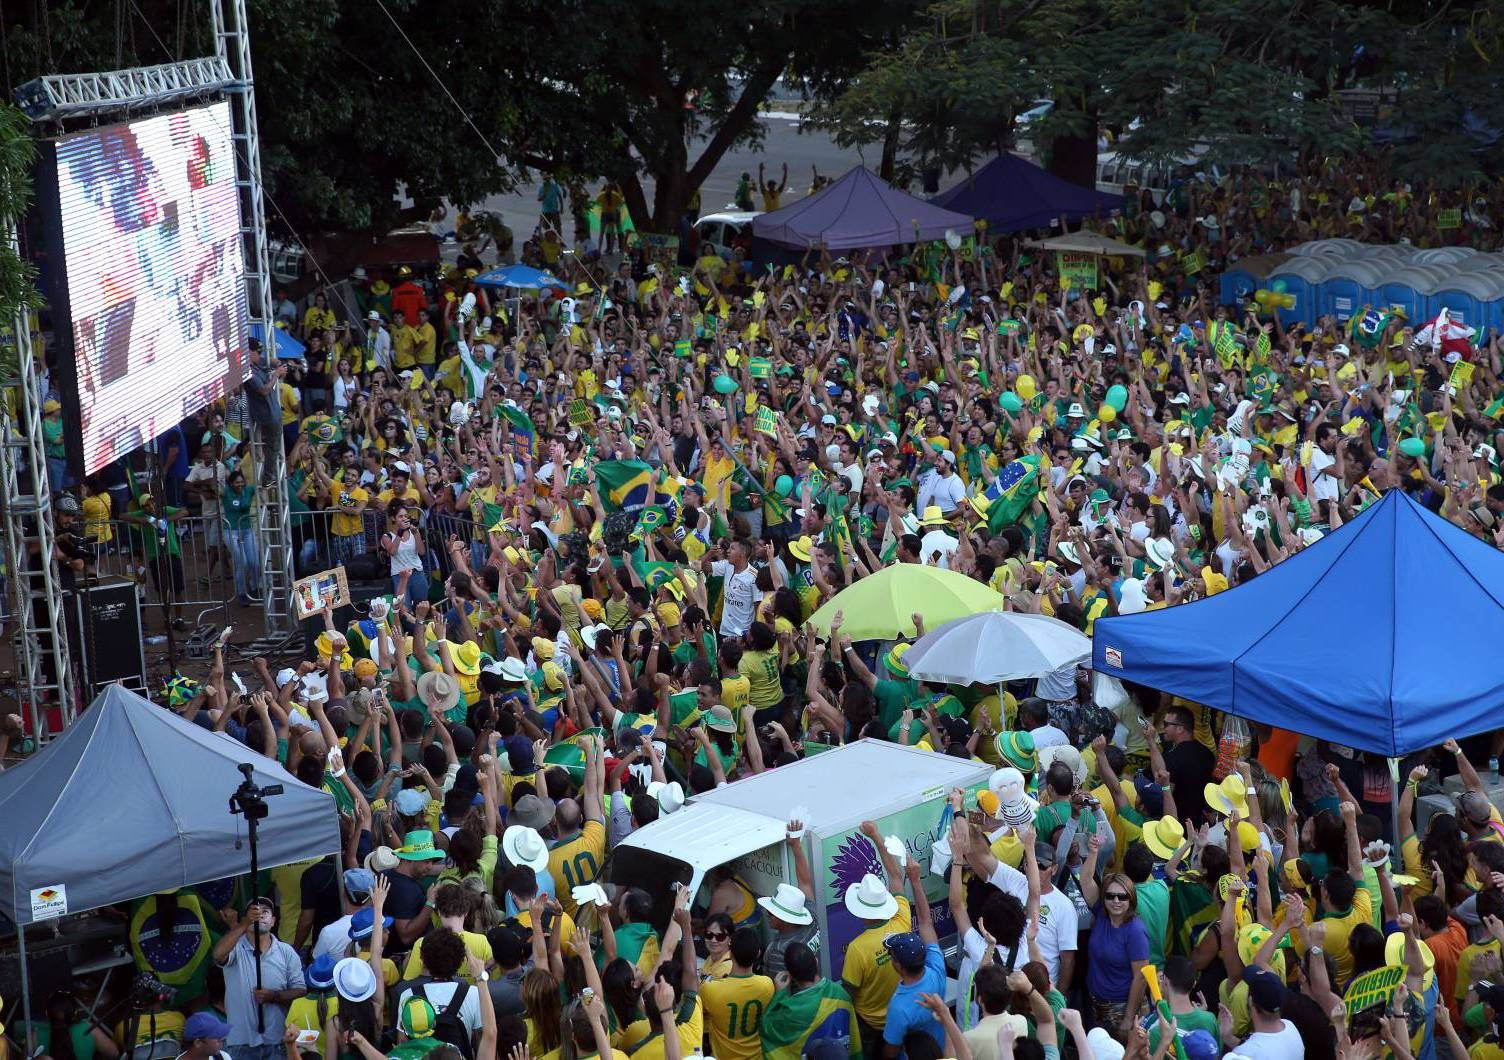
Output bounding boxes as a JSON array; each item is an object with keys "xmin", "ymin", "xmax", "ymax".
[
  {"xmin": 1016, "ymin": 374, "xmax": 1038, "ymax": 400},
  {"xmin": 1099, "ymin": 404, "xmax": 1117, "ymax": 422}
]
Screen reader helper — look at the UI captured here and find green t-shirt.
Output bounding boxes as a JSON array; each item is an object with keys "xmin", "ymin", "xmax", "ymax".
[
  {"xmin": 133, "ymin": 507, "xmax": 184, "ymax": 559},
  {"xmin": 222, "ymin": 484, "xmax": 255, "ymax": 531},
  {"xmin": 1136, "ymin": 877, "xmax": 1171, "ymax": 968},
  {"xmin": 1148, "ymin": 1006, "xmax": 1220, "ymax": 1055},
  {"xmin": 17, "ymin": 1020, "xmax": 95, "ymax": 1060},
  {"xmin": 43, "ymin": 416, "xmax": 65, "ymax": 458},
  {"xmin": 873, "ymin": 677, "xmax": 919, "ymax": 730}
]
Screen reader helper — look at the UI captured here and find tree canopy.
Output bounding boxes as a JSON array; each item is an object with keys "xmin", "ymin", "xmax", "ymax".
[{"xmin": 811, "ymin": 0, "xmax": 1504, "ymax": 189}]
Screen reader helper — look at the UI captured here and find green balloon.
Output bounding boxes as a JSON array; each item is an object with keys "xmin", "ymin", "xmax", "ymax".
[
  {"xmin": 1000, "ymin": 392, "xmax": 1024, "ymax": 413},
  {"xmin": 1105, "ymin": 384, "xmax": 1129, "ymax": 412},
  {"xmin": 1398, "ymin": 437, "xmax": 1426, "ymax": 458},
  {"xmin": 774, "ymin": 474, "xmax": 794, "ymax": 498},
  {"xmin": 1270, "ymin": 277, "xmax": 1289, "ymax": 294},
  {"xmin": 713, "ymin": 374, "xmax": 738, "ymax": 395}
]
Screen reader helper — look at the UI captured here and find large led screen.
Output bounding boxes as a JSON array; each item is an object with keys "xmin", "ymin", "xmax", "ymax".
[{"xmin": 48, "ymin": 102, "xmax": 249, "ymax": 474}]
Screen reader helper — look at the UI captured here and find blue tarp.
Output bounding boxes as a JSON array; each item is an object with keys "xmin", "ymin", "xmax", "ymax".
[
  {"xmin": 474, "ymin": 264, "xmax": 566, "ymax": 290},
  {"xmin": 1092, "ymin": 489, "xmax": 1504, "ymax": 757},
  {"xmin": 751, "ymin": 166, "xmax": 975, "ymax": 251},
  {"xmin": 250, "ymin": 323, "xmax": 306, "ymax": 360},
  {"xmin": 930, "ymin": 154, "xmax": 1122, "ymax": 233}
]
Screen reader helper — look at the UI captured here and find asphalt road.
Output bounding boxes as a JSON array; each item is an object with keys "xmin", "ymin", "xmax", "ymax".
[{"xmin": 472, "ymin": 114, "xmax": 913, "ymax": 238}]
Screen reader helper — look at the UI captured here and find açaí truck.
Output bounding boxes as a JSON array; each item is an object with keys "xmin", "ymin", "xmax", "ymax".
[{"xmin": 607, "ymin": 739, "xmax": 991, "ymax": 979}]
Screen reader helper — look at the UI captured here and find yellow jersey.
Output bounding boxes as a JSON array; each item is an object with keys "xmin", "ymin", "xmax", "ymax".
[
  {"xmin": 331, "ymin": 484, "xmax": 369, "ymax": 538},
  {"xmin": 402, "ymin": 928, "xmax": 494, "ymax": 982},
  {"xmin": 285, "ymin": 994, "xmax": 340, "ymax": 1053},
  {"xmin": 623, "ymin": 995, "xmax": 703, "ymax": 1059},
  {"xmin": 1457, "ymin": 940, "xmax": 1502, "ymax": 1002},
  {"xmin": 702, "ymin": 972, "xmax": 774, "ymax": 1060},
  {"xmin": 549, "ymin": 821, "xmax": 606, "ymax": 916},
  {"xmin": 841, "ymin": 895, "xmax": 911, "ymax": 1028},
  {"xmin": 1319, "ymin": 888, "xmax": 1373, "ymax": 983}
]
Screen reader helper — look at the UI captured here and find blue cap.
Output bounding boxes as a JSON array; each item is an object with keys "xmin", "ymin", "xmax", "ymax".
[
  {"xmin": 342, "ymin": 867, "xmax": 375, "ymax": 899},
  {"xmin": 1243, "ymin": 966, "xmax": 1286, "ymax": 1013},
  {"xmin": 184, "ymin": 1013, "xmax": 232, "ymax": 1041},
  {"xmin": 349, "ymin": 906, "xmax": 394, "ymax": 940},
  {"xmin": 307, "ymin": 953, "xmax": 337, "ymax": 990},
  {"xmin": 1182, "ymin": 1029, "xmax": 1218, "ymax": 1060},
  {"xmin": 882, "ymin": 932, "xmax": 926, "ymax": 971}
]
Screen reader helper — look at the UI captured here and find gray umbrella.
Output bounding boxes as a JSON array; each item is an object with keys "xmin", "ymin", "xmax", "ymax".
[{"xmin": 905, "ymin": 610, "xmax": 1091, "ymax": 685}]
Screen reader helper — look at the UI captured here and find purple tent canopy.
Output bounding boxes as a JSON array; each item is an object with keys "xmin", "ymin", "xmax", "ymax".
[
  {"xmin": 931, "ymin": 154, "xmax": 1122, "ymax": 233},
  {"xmin": 751, "ymin": 166, "xmax": 975, "ymax": 251}
]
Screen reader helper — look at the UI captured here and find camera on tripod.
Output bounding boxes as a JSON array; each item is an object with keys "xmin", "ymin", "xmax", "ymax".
[{"xmin": 228, "ymin": 761, "xmax": 282, "ymax": 822}]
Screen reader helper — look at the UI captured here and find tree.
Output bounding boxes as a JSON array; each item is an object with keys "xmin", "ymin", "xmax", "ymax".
[
  {"xmin": 813, "ymin": 0, "xmax": 1504, "ymax": 191},
  {"xmin": 485, "ymin": 0, "xmax": 919, "ymax": 231}
]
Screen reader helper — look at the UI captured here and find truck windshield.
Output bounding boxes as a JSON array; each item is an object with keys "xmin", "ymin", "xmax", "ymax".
[{"xmin": 606, "ymin": 846, "xmax": 695, "ymax": 933}]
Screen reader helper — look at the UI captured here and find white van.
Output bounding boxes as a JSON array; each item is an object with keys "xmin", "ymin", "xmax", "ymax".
[
  {"xmin": 693, "ymin": 210, "xmax": 760, "ymax": 260},
  {"xmin": 607, "ymin": 740, "xmax": 992, "ymax": 981}
]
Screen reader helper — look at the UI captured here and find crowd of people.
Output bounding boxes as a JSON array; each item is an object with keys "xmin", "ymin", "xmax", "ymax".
[{"xmin": 20, "ymin": 153, "xmax": 1504, "ymax": 1060}]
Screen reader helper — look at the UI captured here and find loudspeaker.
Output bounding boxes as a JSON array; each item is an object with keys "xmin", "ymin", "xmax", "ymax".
[{"xmin": 61, "ymin": 578, "xmax": 148, "ymax": 697}]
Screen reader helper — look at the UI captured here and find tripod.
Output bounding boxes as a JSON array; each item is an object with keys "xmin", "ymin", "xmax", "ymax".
[{"xmin": 229, "ymin": 761, "xmax": 283, "ymax": 1033}]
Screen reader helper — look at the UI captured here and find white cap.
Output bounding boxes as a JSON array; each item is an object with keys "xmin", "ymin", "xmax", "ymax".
[
  {"xmin": 391, "ymin": 461, "xmax": 411, "ymax": 474},
  {"xmin": 821, "ymin": 414, "xmax": 837, "ymax": 426}
]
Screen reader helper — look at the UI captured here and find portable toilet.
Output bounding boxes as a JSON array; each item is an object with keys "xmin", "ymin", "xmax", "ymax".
[
  {"xmin": 1266, "ymin": 257, "xmax": 1329, "ymax": 326},
  {"xmin": 1320, "ymin": 260, "xmax": 1389, "ymax": 323},
  {"xmin": 1373, "ymin": 274, "xmax": 1430, "ymax": 324},
  {"xmin": 1415, "ymin": 247, "xmax": 1479, "ymax": 268}
]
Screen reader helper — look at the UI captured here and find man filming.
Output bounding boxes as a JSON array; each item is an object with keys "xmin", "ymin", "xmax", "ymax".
[{"xmin": 212, "ymin": 896, "xmax": 305, "ymax": 1060}]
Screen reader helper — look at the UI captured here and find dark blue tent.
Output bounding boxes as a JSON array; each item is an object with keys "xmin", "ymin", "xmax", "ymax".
[
  {"xmin": 931, "ymin": 154, "xmax": 1122, "ymax": 233},
  {"xmin": 1092, "ymin": 490, "xmax": 1504, "ymax": 757}
]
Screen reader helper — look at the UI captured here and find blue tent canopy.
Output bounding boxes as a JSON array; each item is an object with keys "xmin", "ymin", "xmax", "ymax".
[
  {"xmin": 931, "ymin": 154, "xmax": 1122, "ymax": 233},
  {"xmin": 751, "ymin": 166, "xmax": 974, "ymax": 251},
  {"xmin": 474, "ymin": 264, "xmax": 566, "ymax": 290},
  {"xmin": 249, "ymin": 323, "xmax": 307, "ymax": 360},
  {"xmin": 1092, "ymin": 490, "xmax": 1504, "ymax": 757}
]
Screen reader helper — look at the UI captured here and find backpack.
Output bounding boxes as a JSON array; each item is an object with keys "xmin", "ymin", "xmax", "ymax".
[{"xmin": 415, "ymin": 982, "xmax": 474, "ymax": 1060}]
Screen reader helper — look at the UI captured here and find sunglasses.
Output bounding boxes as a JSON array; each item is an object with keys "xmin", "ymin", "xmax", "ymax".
[
  {"xmin": 704, "ymin": 931, "xmax": 729, "ymax": 941},
  {"xmin": 1105, "ymin": 892, "xmax": 1130, "ymax": 902}
]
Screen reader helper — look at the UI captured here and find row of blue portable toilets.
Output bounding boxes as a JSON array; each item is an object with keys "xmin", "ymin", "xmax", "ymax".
[{"xmin": 1219, "ymin": 240, "xmax": 1504, "ymax": 337}]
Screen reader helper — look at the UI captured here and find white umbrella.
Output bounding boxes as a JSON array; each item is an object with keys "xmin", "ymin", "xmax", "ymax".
[{"xmin": 904, "ymin": 611, "xmax": 1091, "ymax": 685}]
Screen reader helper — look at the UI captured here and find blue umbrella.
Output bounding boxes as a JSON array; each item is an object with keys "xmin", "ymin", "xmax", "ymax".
[
  {"xmin": 249, "ymin": 323, "xmax": 307, "ymax": 360},
  {"xmin": 474, "ymin": 264, "xmax": 567, "ymax": 290}
]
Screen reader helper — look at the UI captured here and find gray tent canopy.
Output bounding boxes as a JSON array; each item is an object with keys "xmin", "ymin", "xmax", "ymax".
[{"xmin": 0, "ymin": 684, "xmax": 341, "ymax": 926}]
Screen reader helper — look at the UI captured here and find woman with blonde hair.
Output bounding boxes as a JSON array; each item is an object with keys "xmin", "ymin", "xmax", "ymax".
[
  {"xmin": 1080, "ymin": 834, "xmax": 1151, "ymax": 1037},
  {"xmin": 521, "ymin": 968, "xmax": 564, "ymax": 1058}
]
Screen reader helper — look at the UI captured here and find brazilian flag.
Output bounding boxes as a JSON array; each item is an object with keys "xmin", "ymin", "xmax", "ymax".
[
  {"xmin": 762, "ymin": 980, "xmax": 859, "ymax": 1060},
  {"xmin": 985, "ymin": 454, "xmax": 1043, "ymax": 532},
  {"xmin": 496, "ymin": 403, "xmax": 536, "ymax": 456},
  {"xmin": 1167, "ymin": 874, "xmax": 1218, "ymax": 956},
  {"xmin": 595, "ymin": 460, "xmax": 657, "ymax": 511}
]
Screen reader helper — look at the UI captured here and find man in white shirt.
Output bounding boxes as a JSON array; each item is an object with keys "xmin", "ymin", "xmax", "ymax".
[
  {"xmin": 916, "ymin": 450, "xmax": 966, "ymax": 514},
  {"xmin": 1221, "ymin": 967, "xmax": 1304, "ymax": 1060},
  {"xmin": 706, "ymin": 538, "xmax": 759, "ymax": 638},
  {"xmin": 396, "ymin": 927, "xmax": 483, "ymax": 1043},
  {"xmin": 919, "ymin": 510, "xmax": 959, "ymax": 569},
  {"xmin": 313, "ymin": 868, "xmax": 376, "ymax": 962},
  {"xmin": 1029, "ymin": 843, "xmax": 1078, "ymax": 991}
]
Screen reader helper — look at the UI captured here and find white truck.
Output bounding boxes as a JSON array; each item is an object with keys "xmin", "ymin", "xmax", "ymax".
[{"xmin": 607, "ymin": 739, "xmax": 992, "ymax": 980}]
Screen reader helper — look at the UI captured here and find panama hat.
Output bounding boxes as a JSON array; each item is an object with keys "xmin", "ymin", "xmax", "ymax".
[
  {"xmin": 510, "ymin": 793, "xmax": 557, "ymax": 830},
  {"xmin": 1144, "ymin": 537, "xmax": 1176, "ymax": 571},
  {"xmin": 333, "ymin": 957, "xmax": 377, "ymax": 1002},
  {"xmin": 994, "ymin": 730, "xmax": 1038, "ymax": 772},
  {"xmin": 647, "ymin": 780, "xmax": 686, "ymax": 815},
  {"xmin": 884, "ymin": 642, "xmax": 912, "ymax": 678},
  {"xmin": 1384, "ymin": 931, "xmax": 1435, "ymax": 988},
  {"xmin": 919, "ymin": 505, "xmax": 948, "ymax": 528},
  {"xmin": 1037, "ymin": 744, "xmax": 1087, "ymax": 788},
  {"xmin": 448, "ymin": 640, "xmax": 483, "ymax": 676},
  {"xmin": 704, "ymin": 705, "xmax": 739, "ymax": 733},
  {"xmin": 1205, "ymin": 774, "xmax": 1252, "ymax": 818},
  {"xmin": 789, "ymin": 535, "xmax": 815, "ymax": 562},
  {"xmin": 844, "ymin": 873, "xmax": 898, "ymax": 922},
  {"xmin": 758, "ymin": 883, "xmax": 814, "ymax": 926},
  {"xmin": 501, "ymin": 825, "xmax": 549, "ymax": 872},
  {"xmin": 1141, "ymin": 816, "xmax": 1186, "ymax": 860},
  {"xmin": 416, "ymin": 671, "xmax": 461, "ymax": 715}
]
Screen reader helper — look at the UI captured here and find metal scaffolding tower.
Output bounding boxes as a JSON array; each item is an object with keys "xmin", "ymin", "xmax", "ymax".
[
  {"xmin": 213, "ymin": 0, "xmax": 294, "ymax": 640},
  {"xmin": 0, "ymin": 241, "xmax": 75, "ymax": 740}
]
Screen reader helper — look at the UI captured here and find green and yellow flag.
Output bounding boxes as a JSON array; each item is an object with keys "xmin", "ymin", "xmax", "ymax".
[{"xmin": 761, "ymin": 980, "xmax": 858, "ymax": 1060}]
